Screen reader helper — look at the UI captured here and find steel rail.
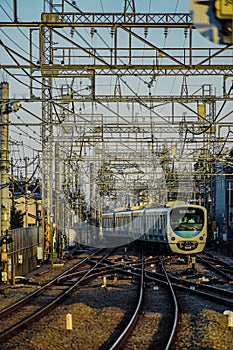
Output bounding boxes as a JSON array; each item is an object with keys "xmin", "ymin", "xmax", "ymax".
[
  {"xmin": 109, "ymin": 250, "xmax": 144, "ymax": 350},
  {"xmin": 144, "ymin": 270, "xmax": 233, "ymax": 305},
  {"xmin": 197, "ymin": 255, "xmax": 233, "ymax": 281},
  {"xmin": 0, "ymin": 248, "xmax": 102, "ymax": 319},
  {"xmin": 0, "ymin": 248, "xmax": 113, "ymax": 343},
  {"xmin": 158, "ymin": 258, "xmax": 179, "ymax": 350}
]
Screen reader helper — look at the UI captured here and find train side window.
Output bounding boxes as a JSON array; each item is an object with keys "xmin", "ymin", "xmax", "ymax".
[
  {"xmin": 155, "ymin": 214, "xmax": 158, "ymax": 229},
  {"xmin": 148, "ymin": 214, "xmax": 151, "ymax": 232},
  {"xmin": 133, "ymin": 215, "xmax": 138, "ymax": 231},
  {"xmin": 134, "ymin": 215, "xmax": 137, "ymax": 231},
  {"xmin": 138, "ymin": 215, "xmax": 141, "ymax": 231},
  {"xmin": 139, "ymin": 215, "xmax": 142, "ymax": 231},
  {"xmin": 155, "ymin": 214, "xmax": 158, "ymax": 232}
]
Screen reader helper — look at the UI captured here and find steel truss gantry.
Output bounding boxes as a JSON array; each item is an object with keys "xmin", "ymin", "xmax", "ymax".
[
  {"xmin": 0, "ymin": 1, "xmax": 233, "ymax": 249},
  {"xmin": 1, "ymin": 13, "xmax": 233, "ymax": 79}
]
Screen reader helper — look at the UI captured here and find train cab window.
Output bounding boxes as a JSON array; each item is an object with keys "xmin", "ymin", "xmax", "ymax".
[
  {"xmin": 170, "ymin": 207, "xmax": 204, "ymax": 236},
  {"xmin": 180, "ymin": 216, "xmax": 195, "ymax": 224}
]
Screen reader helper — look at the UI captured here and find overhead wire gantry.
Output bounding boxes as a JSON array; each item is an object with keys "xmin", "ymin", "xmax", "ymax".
[{"xmin": 0, "ymin": 0, "xmax": 233, "ymax": 255}]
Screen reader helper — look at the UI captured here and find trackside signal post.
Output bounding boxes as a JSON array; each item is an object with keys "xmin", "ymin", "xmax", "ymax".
[{"xmin": 0, "ymin": 82, "xmax": 10, "ymax": 283}]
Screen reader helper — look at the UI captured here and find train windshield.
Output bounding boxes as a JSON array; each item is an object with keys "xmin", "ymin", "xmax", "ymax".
[{"xmin": 170, "ymin": 207, "xmax": 204, "ymax": 238}]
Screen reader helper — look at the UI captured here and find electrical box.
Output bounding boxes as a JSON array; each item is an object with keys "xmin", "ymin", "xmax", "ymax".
[
  {"xmin": 1, "ymin": 271, "xmax": 7, "ymax": 282},
  {"xmin": 18, "ymin": 254, "xmax": 23, "ymax": 264},
  {"xmin": 37, "ymin": 247, "xmax": 43, "ymax": 260},
  {"xmin": 41, "ymin": 13, "xmax": 59, "ymax": 23}
]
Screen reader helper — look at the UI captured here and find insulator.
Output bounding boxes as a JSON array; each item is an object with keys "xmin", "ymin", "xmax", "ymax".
[
  {"xmin": 144, "ymin": 27, "xmax": 148, "ymax": 38},
  {"xmin": 90, "ymin": 28, "xmax": 96, "ymax": 37},
  {"xmin": 184, "ymin": 28, "xmax": 188, "ymax": 38},
  {"xmin": 111, "ymin": 27, "xmax": 115, "ymax": 37},
  {"xmin": 164, "ymin": 27, "xmax": 168, "ymax": 38},
  {"xmin": 70, "ymin": 27, "xmax": 74, "ymax": 38}
]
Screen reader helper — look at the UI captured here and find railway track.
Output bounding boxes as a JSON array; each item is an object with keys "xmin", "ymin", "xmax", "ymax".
[
  {"xmin": 154, "ymin": 254, "xmax": 233, "ymax": 349},
  {"xmin": 101, "ymin": 250, "xmax": 233, "ymax": 349},
  {"xmin": 198, "ymin": 251, "xmax": 233, "ymax": 280},
  {"xmin": 94, "ymin": 254, "xmax": 179, "ymax": 349},
  {"xmin": 107, "ymin": 250, "xmax": 144, "ymax": 350},
  {"xmin": 0, "ymin": 247, "xmax": 232, "ymax": 349},
  {"xmin": 104, "ymin": 256, "xmax": 185, "ymax": 349},
  {"xmin": 0, "ymin": 248, "xmax": 113, "ymax": 344}
]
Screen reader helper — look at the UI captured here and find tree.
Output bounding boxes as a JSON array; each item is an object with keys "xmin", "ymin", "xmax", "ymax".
[
  {"xmin": 10, "ymin": 205, "xmax": 24, "ymax": 229},
  {"xmin": 96, "ymin": 162, "xmax": 116, "ymax": 197}
]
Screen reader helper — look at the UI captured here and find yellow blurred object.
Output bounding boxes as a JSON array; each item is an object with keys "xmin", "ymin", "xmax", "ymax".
[{"xmin": 215, "ymin": 0, "xmax": 233, "ymax": 19}]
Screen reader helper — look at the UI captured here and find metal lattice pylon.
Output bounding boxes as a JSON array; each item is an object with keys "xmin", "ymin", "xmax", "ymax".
[
  {"xmin": 124, "ymin": 0, "xmax": 135, "ymax": 13},
  {"xmin": 41, "ymin": 3, "xmax": 54, "ymax": 260}
]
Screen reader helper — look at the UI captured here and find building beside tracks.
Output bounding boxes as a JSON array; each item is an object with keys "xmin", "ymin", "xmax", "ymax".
[{"xmin": 214, "ymin": 159, "xmax": 233, "ymax": 241}]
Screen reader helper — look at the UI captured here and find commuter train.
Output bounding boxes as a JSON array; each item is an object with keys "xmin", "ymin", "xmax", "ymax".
[{"xmin": 102, "ymin": 202, "xmax": 207, "ymax": 255}]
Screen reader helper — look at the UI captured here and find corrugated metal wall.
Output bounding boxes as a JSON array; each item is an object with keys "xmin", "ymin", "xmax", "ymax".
[{"xmin": 8, "ymin": 227, "xmax": 42, "ymax": 276}]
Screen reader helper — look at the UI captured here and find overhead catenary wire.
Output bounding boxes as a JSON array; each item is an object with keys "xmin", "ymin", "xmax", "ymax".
[
  {"xmin": 1, "ymin": 1, "xmax": 232, "ymax": 196},
  {"xmin": 10, "ymin": 127, "xmax": 41, "ymax": 146},
  {"xmin": 0, "ymin": 1, "xmax": 40, "ymax": 51},
  {"xmin": 2, "ymin": 1, "xmax": 195, "ymax": 129},
  {"xmin": 185, "ymin": 82, "xmax": 233, "ymax": 136},
  {"xmin": 42, "ymin": 2, "xmax": 177, "ymax": 126}
]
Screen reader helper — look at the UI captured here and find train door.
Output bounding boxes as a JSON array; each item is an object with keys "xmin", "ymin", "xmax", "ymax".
[
  {"xmin": 142, "ymin": 209, "xmax": 146, "ymax": 237},
  {"xmin": 158, "ymin": 215, "xmax": 163, "ymax": 240},
  {"xmin": 146, "ymin": 213, "xmax": 151, "ymax": 239},
  {"xmin": 158, "ymin": 213, "xmax": 166, "ymax": 241},
  {"xmin": 148, "ymin": 212, "xmax": 156, "ymax": 240},
  {"xmin": 132, "ymin": 211, "xmax": 142, "ymax": 238}
]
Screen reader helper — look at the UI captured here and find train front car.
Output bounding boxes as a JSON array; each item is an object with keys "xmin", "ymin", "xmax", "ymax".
[{"xmin": 168, "ymin": 204, "xmax": 207, "ymax": 254}]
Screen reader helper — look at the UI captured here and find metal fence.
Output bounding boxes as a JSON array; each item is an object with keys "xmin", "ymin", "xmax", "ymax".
[{"xmin": 8, "ymin": 227, "xmax": 42, "ymax": 277}]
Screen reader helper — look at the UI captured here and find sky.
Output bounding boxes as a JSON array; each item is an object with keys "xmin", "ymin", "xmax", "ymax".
[
  {"xmin": 0, "ymin": 0, "xmax": 232, "ymax": 181},
  {"xmin": 1, "ymin": 0, "xmax": 227, "ymax": 95},
  {"xmin": 1, "ymin": 0, "xmax": 190, "ymax": 20}
]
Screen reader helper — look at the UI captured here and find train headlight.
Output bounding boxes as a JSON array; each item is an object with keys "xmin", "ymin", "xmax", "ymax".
[
  {"xmin": 199, "ymin": 236, "xmax": 204, "ymax": 241},
  {"xmin": 171, "ymin": 236, "xmax": 175, "ymax": 241}
]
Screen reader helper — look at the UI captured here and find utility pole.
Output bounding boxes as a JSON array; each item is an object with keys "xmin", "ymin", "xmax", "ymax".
[
  {"xmin": 25, "ymin": 156, "xmax": 28, "ymax": 227},
  {"xmin": 0, "ymin": 82, "xmax": 10, "ymax": 283},
  {"xmin": 13, "ymin": 0, "xmax": 18, "ymax": 22},
  {"xmin": 0, "ymin": 82, "xmax": 10, "ymax": 235},
  {"xmin": 55, "ymin": 142, "xmax": 60, "ymax": 257},
  {"xmin": 41, "ymin": 1, "xmax": 54, "ymax": 262}
]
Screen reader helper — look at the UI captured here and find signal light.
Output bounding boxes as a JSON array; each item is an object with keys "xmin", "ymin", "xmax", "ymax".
[
  {"xmin": 0, "ymin": 235, "xmax": 13, "ymax": 246},
  {"xmin": 0, "ymin": 236, "xmax": 7, "ymax": 247}
]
